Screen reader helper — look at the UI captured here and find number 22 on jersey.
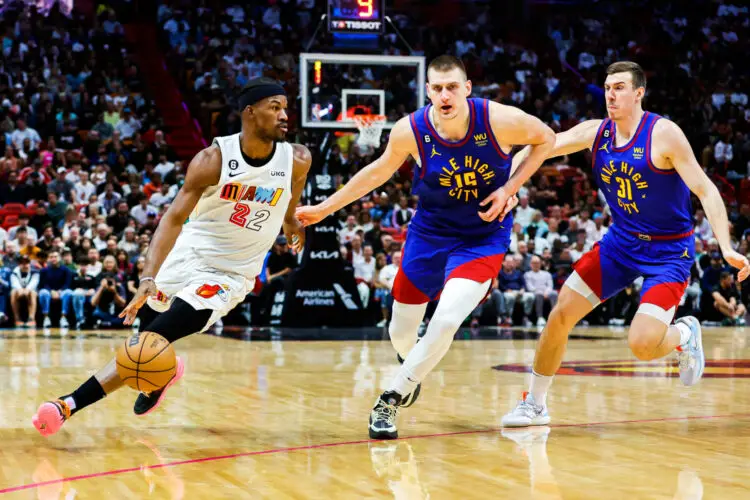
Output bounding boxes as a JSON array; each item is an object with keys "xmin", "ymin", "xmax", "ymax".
[{"xmin": 229, "ymin": 203, "xmax": 270, "ymax": 231}]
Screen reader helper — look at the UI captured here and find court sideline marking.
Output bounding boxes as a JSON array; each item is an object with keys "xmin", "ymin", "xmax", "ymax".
[{"xmin": 2, "ymin": 412, "xmax": 747, "ymax": 494}]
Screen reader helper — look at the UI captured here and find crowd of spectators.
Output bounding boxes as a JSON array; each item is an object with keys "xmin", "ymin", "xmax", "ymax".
[
  {"xmin": 2, "ymin": 0, "xmax": 748, "ymax": 329},
  {"xmin": 0, "ymin": 3, "xmax": 175, "ymax": 328},
  {"xmin": 151, "ymin": 0, "xmax": 750, "ymax": 328}
]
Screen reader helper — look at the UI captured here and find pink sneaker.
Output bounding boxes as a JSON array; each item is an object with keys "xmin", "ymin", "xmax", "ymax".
[
  {"xmin": 32, "ymin": 400, "xmax": 71, "ymax": 437},
  {"xmin": 133, "ymin": 356, "xmax": 185, "ymax": 416}
]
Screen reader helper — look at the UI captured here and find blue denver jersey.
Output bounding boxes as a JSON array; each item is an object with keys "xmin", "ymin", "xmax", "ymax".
[
  {"xmin": 407, "ymin": 98, "xmax": 513, "ymax": 238},
  {"xmin": 591, "ymin": 111, "xmax": 693, "ymax": 237}
]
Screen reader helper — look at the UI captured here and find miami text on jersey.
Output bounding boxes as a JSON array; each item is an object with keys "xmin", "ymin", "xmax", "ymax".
[{"xmin": 219, "ymin": 182, "xmax": 285, "ymax": 206}]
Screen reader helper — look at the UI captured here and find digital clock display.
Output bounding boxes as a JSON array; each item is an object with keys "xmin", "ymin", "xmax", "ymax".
[{"xmin": 328, "ymin": 0, "xmax": 384, "ymax": 34}]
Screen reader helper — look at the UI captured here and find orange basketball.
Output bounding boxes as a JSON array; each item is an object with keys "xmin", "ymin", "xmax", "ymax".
[{"xmin": 116, "ymin": 331, "xmax": 176, "ymax": 392}]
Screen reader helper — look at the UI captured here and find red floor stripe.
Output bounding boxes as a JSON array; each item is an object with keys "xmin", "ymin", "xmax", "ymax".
[{"xmin": 2, "ymin": 412, "xmax": 748, "ymax": 494}]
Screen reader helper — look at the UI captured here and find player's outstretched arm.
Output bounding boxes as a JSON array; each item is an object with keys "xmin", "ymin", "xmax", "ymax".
[
  {"xmin": 660, "ymin": 120, "xmax": 750, "ymax": 281},
  {"xmin": 120, "ymin": 146, "xmax": 222, "ymax": 324},
  {"xmin": 295, "ymin": 117, "xmax": 413, "ymax": 226},
  {"xmin": 510, "ymin": 119, "xmax": 603, "ymax": 175},
  {"xmin": 283, "ymin": 144, "xmax": 313, "ymax": 253},
  {"xmin": 480, "ymin": 104, "xmax": 555, "ymax": 222}
]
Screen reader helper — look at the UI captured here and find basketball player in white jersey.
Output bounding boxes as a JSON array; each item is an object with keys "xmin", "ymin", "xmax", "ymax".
[{"xmin": 32, "ymin": 78, "xmax": 311, "ymax": 436}]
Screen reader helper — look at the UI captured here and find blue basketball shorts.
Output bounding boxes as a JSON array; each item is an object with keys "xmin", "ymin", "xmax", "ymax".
[
  {"xmin": 571, "ymin": 227, "xmax": 693, "ymax": 321},
  {"xmin": 392, "ymin": 229, "xmax": 510, "ymax": 304}
]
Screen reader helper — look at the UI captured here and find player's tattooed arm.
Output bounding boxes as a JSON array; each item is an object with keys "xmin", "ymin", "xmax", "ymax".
[
  {"xmin": 120, "ymin": 145, "xmax": 222, "ymax": 324},
  {"xmin": 296, "ymin": 117, "xmax": 414, "ymax": 226},
  {"xmin": 143, "ymin": 145, "xmax": 221, "ymax": 278},
  {"xmin": 510, "ymin": 119, "xmax": 603, "ymax": 176},
  {"xmin": 284, "ymin": 144, "xmax": 313, "ymax": 253},
  {"xmin": 657, "ymin": 119, "xmax": 750, "ymax": 281}
]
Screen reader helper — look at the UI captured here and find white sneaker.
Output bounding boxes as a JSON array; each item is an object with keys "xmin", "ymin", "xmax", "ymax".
[
  {"xmin": 675, "ymin": 316, "xmax": 704, "ymax": 386},
  {"xmin": 43, "ymin": 316, "xmax": 52, "ymax": 328},
  {"xmin": 59, "ymin": 316, "xmax": 69, "ymax": 328},
  {"xmin": 501, "ymin": 393, "xmax": 551, "ymax": 428},
  {"xmin": 536, "ymin": 317, "xmax": 546, "ymax": 327}
]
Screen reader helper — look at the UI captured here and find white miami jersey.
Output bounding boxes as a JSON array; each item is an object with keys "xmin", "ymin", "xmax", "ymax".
[{"xmin": 171, "ymin": 133, "xmax": 293, "ymax": 280}]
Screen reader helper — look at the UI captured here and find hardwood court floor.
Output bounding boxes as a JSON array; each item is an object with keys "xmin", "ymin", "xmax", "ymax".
[{"xmin": 0, "ymin": 326, "xmax": 749, "ymax": 499}]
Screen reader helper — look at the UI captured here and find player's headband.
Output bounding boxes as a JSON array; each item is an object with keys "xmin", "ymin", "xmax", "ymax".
[{"xmin": 239, "ymin": 82, "xmax": 286, "ymax": 110}]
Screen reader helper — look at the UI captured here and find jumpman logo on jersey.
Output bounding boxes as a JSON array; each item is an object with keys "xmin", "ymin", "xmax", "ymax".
[
  {"xmin": 430, "ymin": 145, "xmax": 442, "ymax": 158},
  {"xmin": 599, "ymin": 142, "xmax": 610, "ymax": 153},
  {"xmin": 681, "ymin": 248, "xmax": 690, "ymax": 259}
]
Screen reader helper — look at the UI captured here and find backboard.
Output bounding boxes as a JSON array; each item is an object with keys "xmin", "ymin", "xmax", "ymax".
[{"xmin": 299, "ymin": 52, "xmax": 426, "ymax": 130}]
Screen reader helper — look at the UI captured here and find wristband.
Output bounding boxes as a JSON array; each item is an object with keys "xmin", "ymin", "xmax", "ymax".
[{"xmin": 140, "ymin": 277, "xmax": 155, "ymax": 284}]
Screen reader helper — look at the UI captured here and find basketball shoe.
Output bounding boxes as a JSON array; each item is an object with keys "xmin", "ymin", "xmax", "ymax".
[
  {"xmin": 134, "ymin": 356, "xmax": 185, "ymax": 416},
  {"xmin": 396, "ymin": 354, "xmax": 421, "ymax": 408},
  {"xmin": 675, "ymin": 316, "xmax": 704, "ymax": 386},
  {"xmin": 501, "ymin": 392, "xmax": 551, "ymax": 428},
  {"xmin": 369, "ymin": 391, "xmax": 401, "ymax": 439},
  {"xmin": 32, "ymin": 399, "xmax": 71, "ymax": 437}
]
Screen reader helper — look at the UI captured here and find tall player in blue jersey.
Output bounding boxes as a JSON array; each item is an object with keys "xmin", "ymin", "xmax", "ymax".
[
  {"xmin": 502, "ymin": 61, "xmax": 750, "ymax": 428},
  {"xmin": 296, "ymin": 55, "xmax": 555, "ymax": 439}
]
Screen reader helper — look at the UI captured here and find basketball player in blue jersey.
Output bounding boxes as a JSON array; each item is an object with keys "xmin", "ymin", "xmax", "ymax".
[
  {"xmin": 502, "ymin": 61, "xmax": 750, "ymax": 428},
  {"xmin": 297, "ymin": 55, "xmax": 555, "ymax": 439}
]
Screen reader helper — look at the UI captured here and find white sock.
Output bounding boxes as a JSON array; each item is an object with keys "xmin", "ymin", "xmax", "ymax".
[
  {"xmin": 529, "ymin": 371, "xmax": 553, "ymax": 407},
  {"xmin": 63, "ymin": 396, "xmax": 76, "ymax": 410},
  {"xmin": 674, "ymin": 322, "xmax": 691, "ymax": 347}
]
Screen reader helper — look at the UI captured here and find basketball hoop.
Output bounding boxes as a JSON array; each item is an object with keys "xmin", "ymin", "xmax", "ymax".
[{"xmin": 353, "ymin": 114, "xmax": 386, "ymax": 149}]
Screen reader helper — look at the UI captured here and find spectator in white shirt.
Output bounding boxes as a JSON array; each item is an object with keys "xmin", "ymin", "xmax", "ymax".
[
  {"xmin": 65, "ymin": 162, "xmax": 83, "ymax": 185},
  {"xmin": 545, "ymin": 218, "xmax": 562, "ymax": 246},
  {"xmin": 514, "ymin": 196, "xmax": 536, "ymax": 229},
  {"xmin": 74, "ymin": 171, "xmax": 97, "ymax": 205},
  {"xmin": 149, "ymin": 183, "xmax": 175, "ymax": 208},
  {"xmin": 524, "ymin": 256, "xmax": 558, "ymax": 326},
  {"xmin": 569, "ymin": 230, "xmax": 592, "ymax": 262},
  {"xmin": 379, "ymin": 250, "xmax": 400, "ymax": 292},
  {"xmin": 114, "ymin": 108, "xmax": 141, "ymax": 139},
  {"xmin": 130, "ymin": 195, "xmax": 158, "ymax": 226},
  {"xmin": 93, "ymin": 223, "xmax": 111, "ymax": 252},
  {"xmin": 10, "ymin": 119, "xmax": 42, "ymax": 151},
  {"xmin": 87, "ymin": 248, "xmax": 103, "ymax": 277},
  {"xmin": 354, "ymin": 245, "xmax": 376, "ymax": 307},
  {"xmin": 694, "ymin": 209, "xmax": 713, "ymax": 242},
  {"xmin": 528, "ymin": 226, "xmax": 550, "ymax": 254},
  {"xmin": 338, "ymin": 215, "xmax": 362, "ymax": 244},
  {"xmin": 154, "ymin": 154, "xmax": 175, "ymax": 179},
  {"xmin": 572, "ymin": 208, "xmax": 597, "ymax": 239},
  {"xmin": 509, "ymin": 222, "xmax": 527, "ymax": 254},
  {"xmin": 8, "ymin": 214, "xmax": 38, "ymax": 242},
  {"xmin": 349, "ymin": 235, "xmax": 364, "ymax": 264},
  {"xmin": 589, "ymin": 215, "xmax": 609, "ymax": 243},
  {"xmin": 10, "ymin": 256, "xmax": 39, "ymax": 327}
]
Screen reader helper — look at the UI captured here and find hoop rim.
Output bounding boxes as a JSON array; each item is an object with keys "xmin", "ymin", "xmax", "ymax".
[{"xmin": 352, "ymin": 114, "xmax": 387, "ymax": 127}]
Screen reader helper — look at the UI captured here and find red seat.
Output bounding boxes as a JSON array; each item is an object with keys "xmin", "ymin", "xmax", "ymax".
[
  {"xmin": 1, "ymin": 203, "xmax": 25, "ymax": 213},
  {"xmin": 2, "ymin": 215, "xmax": 18, "ymax": 229}
]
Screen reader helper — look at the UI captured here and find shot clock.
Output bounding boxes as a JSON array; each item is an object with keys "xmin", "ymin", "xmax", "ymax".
[{"xmin": 327, "ymin": 0, "xmax": 385, "ymax": 34}]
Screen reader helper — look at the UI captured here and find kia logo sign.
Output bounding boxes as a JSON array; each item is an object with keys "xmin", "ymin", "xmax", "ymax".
[{"xmin": 310, "ymin": 250, "xmax": 340, "ymax": 260}]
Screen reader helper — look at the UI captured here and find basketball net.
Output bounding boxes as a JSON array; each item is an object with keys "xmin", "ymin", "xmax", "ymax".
[{"xmin": 353, "ymin": 114, "xmax": 386, "ymax": 150}]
